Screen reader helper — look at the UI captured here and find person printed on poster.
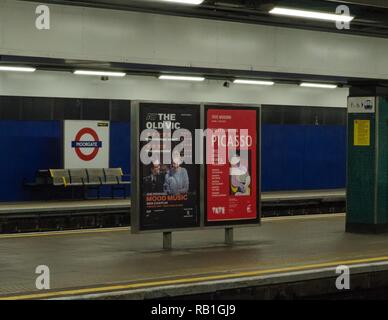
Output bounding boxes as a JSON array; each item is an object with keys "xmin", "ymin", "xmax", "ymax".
[
  {"xmin": 164, "ymin": 152, "xmax": 189, "ymax": 195},
  {"xmin": 143, "ymin": 160, "xmax": 166, "ymax": 193},
  {"xmin": 229, "ymin": 154, "xmax": 251, "ymax": 196}
]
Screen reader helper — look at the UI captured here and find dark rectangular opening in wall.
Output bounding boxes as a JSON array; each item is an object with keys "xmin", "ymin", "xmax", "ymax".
[
  {"xmin": 262, "ymin": 105, "xmax": 345, "ymax": 125},
  {"xmin": 21, "ymin": 97, "xmax": 53, "ymax": 120},
  {"xmin": 82, "ymin": 99, "xmax": 110, "ymax": 120},
  {"xmin": 0, "ymin": 96, "xmax": 133, "ymax": 121},
  {"xmin": 303, "ymin": 107, "xmax": 324, "ymax": 125},
  {"xmin": 110, "ymin": 100, "xmax": 130, "ymax": 121},
  {"xmin": 261, "ymin": 106, "xmax": 283, "ymax": 124},
  {"xmin": 282, "ymin": 106, "xmax": 302, "ymax": 125},
  {"xmin": 53, "ymin": 98, "xmax": 82, "ymax": 120},
  {"xmin": 324, "ymin": 108, "xmax": 346, "ymax": 125},
  {"xmin": 0, "ymin": 96, "xmax": 22, "ymax": 120}
]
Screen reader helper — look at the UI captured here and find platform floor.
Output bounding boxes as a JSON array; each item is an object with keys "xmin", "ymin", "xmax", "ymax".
[{"xmin": 2, "ymin": 213, "xmax": 388, "ymax": 299}]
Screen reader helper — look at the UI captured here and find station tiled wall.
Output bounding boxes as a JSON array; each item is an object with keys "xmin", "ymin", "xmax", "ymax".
[{"xmin": 0, "ymin": 122, "xmax": 345, "ymax": 202}]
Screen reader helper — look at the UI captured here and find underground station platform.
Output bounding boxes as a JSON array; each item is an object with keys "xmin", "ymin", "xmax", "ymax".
[
  {"xmin": 2, "ymin": 213, "xmax": 388, "ymax": 300},
  {"xmin": 4, "ymin": 0, "xmax": 388, "ymax": 305}
]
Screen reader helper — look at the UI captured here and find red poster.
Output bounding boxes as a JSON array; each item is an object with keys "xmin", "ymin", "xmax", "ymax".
[{"xmin": 206, "ymin": 108, "xmax": 258, "ymax": 222}]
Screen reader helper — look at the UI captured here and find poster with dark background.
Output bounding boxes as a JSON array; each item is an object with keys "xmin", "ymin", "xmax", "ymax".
[{"xmin": 139, "ymin": 103, "xmax": 200, "ymax": 230}]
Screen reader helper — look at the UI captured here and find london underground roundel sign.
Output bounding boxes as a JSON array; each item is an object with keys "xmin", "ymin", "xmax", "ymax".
[{"xmin": 71, "ymin": 127, "xmax": 102, "ymax": 161}]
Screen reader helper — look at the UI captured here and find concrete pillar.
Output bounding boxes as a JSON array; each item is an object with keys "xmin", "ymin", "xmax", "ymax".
[{"xmin": 347, "ymin": 86, "xmax": 388, "ymax": 233}]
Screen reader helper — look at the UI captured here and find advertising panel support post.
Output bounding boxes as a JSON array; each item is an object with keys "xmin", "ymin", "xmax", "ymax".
[
  {"xmin": 163, "ymin": 232, "xmax": 172, "ymax": 250},
  {"xmin": 225, "ymin": 227, "xmax": 234, "ymax": 245}
]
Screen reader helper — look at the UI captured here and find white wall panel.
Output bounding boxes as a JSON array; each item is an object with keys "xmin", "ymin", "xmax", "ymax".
[
  {"xmin": 0, "ymin": 1, "xmax": 384, "ymax": 79},
  {"xmin": 0, "ymin": 70, "xmax": 348, "ymax": 107}
]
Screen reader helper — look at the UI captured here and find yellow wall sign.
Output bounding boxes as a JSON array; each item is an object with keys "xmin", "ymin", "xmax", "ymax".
[{"xmin": 354, "ymin": 120, "xmax": 370, "ymax": 146}]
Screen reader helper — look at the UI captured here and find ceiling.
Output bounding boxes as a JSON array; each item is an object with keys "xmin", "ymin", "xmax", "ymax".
[
  {"xmin": 21, "ymin": 0, "xmax": 388, "ymax": 38},
  {"xmin": 8, "ymin": 0, "xmax": 388, "ymax": 87}
]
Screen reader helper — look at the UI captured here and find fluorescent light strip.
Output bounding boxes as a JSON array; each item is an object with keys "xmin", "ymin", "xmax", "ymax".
[
  {"xmin": 234, "ymin": 79, "xmax": 274, "ymax": 86},
  {"xmin": 0, "ymin": 66, "xmax": 36, "ymax": 72},
  {"xmin": 300, "ymin": 82, "xmax": 338, "ymax": 89},
  {"xmin": 159, "ymin": 0, "xmax": 204, "ymax": 4},
  {"xmin": 73, "ymin": 70, "xmax": 126, "ymax": 77},
  {"xmin": 270, "ymin": 7, "xmax": 354, "ymax": 22},
  {"xmin": 159, "ymin": 75, "xmax": 205, "ymax": 81}
]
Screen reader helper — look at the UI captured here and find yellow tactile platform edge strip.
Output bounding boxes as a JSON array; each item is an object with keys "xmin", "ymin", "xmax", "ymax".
[{"xmin": 1, "ymin": 254, "xmax": 387, "ymax": 300}]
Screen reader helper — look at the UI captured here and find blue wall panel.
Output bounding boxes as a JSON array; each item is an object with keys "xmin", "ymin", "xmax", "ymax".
[
  {"xmin": 0, "ymin": 121, "xmax": 131, "ymax": 202},
  {"xmin": 109, "ymin": 122, "xmax": 131, "ymax": 196},
  {"xmin": 0, "ymin": 121, "xmax": 61, "ymax": 202},
  {"xmin": 261, "ymin": 125, "xmax": 346, "ymax": 191},
  {"xmin": 0, "ymin": 121, "xmax": 346, "ymax": 202},
  {"xmin": 110, "ymin": 122, "xmax": 130, "ymax": 176}
]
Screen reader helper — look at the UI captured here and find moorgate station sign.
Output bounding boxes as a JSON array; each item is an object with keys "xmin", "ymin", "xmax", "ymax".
[
  {"xmin": 64, "ymin": 120, "xmax": 110, "ymax": 169},
  {"xmin": 130, "ymin": 102, "xmax": 261, "ymax": 248}
]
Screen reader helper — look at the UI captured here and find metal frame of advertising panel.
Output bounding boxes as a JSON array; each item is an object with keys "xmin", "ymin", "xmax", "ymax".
[{"xmin": 131, "ymin": 101, "xmax": 261, "ymax": 236}]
